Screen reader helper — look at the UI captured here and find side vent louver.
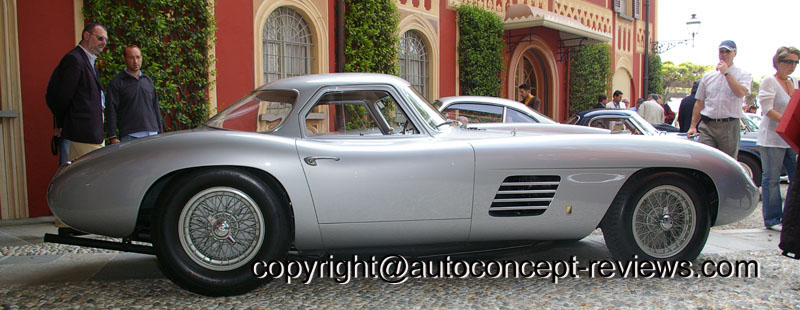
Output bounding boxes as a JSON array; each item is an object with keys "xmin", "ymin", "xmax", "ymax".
[{"xmin": 489, "ymin": 175, "xmax": 560, "ymax": 217}]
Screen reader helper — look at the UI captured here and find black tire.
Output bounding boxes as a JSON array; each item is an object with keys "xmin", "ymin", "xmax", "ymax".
[
  {"xmin": 152, "ymin": 168, "xmax": 289, "ymax": 296},
  {"xmin": 601, "ymin": 172, "xmax": 710, "ymax": 261},
  {"xmin": 737, "ymin": 153, "xmax": 762, "ymax": 187}
]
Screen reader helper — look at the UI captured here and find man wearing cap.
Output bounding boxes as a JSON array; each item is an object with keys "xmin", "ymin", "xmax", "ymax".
[{"xmin": 687, "ymin": 40, "xmax": 752, "ymax": 158}]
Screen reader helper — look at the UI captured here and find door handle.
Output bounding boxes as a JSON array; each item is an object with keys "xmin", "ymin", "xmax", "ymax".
[{"xmin": 304, "ymin": 156, "xmax": 340, "ymax": 166}]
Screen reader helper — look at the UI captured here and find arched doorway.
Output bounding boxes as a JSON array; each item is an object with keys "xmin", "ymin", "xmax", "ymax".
[
  {"xmin": 612, "ymin": 68, "xmax": 633, "ymax": 105},
  {"xmin": 512, "ymin": 48, "xmax": 553, "ymax": 118}
]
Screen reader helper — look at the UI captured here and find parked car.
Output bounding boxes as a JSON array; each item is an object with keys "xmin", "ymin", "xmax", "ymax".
[
  {"xmin": 744, "ymin": 112, "xmax": 762, "ymax": 127},
  {"xmin": 741, "ymin": 115, "xmax": 759, "ymax": 140},
  {"xmin": 565, "ymin": 109, "xmax": 765, "ymax": 186},
  {"xmin": 47, "ymin": 74, "xmax": 758, "ymax": 296},
  {"xmin": 433, "ymin": 96, "xmax": 556, "ymax": 124}
]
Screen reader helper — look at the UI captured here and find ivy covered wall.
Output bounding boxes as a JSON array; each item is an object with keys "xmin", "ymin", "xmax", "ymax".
[
  {"xmin": 83, "ymin": 0, "xmax": 216, "ymax": 131},
  {"xmin": 457, "ymin": 5, "xmax": 504, "ymax": 97},
  {"xmin": 568, "ymin": 43, "xmax": 612, "ymax": 114},
  {"xmin": 344, "ymin": 0, "xmax": 399, "ymax": 74}
]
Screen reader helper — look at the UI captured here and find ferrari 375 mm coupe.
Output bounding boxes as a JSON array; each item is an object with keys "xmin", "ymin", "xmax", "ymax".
[{"xmin": 47, "ymin": 73, "xmax": 758, "ymax": 296}]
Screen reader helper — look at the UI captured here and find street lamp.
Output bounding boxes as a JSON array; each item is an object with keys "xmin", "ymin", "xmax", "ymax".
[{"xmin": 652, "ymin": 14, "xmax": 702, "ymax": 54}]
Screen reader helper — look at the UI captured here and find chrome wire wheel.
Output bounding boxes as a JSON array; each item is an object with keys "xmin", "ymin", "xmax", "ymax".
[
  {"xmin": 631, "ymin": 185, "xmax": 696, "ymax": 258},
  {"xmin": 178, "ymin": 187, "xmax": 265, "ymax": 271}
]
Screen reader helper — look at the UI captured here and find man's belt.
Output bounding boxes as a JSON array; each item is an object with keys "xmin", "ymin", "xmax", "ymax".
[{"xmin": 701, "ymin": 115, "xmax": 738, "ymax": 122}]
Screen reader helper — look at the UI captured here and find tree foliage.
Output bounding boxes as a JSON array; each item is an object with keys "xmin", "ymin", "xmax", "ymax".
[
  {"xmin": 647, "ymin": 54, "xmax": 664, "ymax": 96},
  {"xmin": 568, "ymin": 43, "xmax": 612, "ymax": 114},
  {"xmin": 344, "ymin": 0, "xmax": 399, "ymax": 74},
  {"xmin": 661, "ymin": 61, "xmax": 712, "ymax": 101},
  {"xmin": 747, "ymin": 79, "xmax": 761, "ymax": 106},
  {"xmin": 457, "ymin": 5, "xmax": 505, "ymax": 96},
  {"xmin": 83, "ymin": 0, "xmax": 216, "ymax": 131}
]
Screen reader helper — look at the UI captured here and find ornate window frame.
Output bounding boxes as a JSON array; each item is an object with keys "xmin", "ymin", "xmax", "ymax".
[
  {"xmin": 253, "ymin": 0, "xmax": 328, "ymax": 87},
  {"xmin": 397, "ymin": 14, "xmax": 439, "ymax": 101}
]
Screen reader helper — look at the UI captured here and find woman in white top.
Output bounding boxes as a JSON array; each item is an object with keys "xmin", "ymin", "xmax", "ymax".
[{"xmin": 757, "ymin": 46, "xmax": 800, "ymax": 231}]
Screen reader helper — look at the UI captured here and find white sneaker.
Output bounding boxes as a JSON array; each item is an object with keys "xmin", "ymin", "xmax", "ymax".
[{"xmin": 767, "ymin": 224, "xmax": 783, "ymax": 232}]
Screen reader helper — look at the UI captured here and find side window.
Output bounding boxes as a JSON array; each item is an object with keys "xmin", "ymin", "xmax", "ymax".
[
  {"xmin": 374, "ymin": 97, "xmax": 418, "ymax": 135},
  {"xmin": 504, "ymin": 108, "xmax": 537, "ymax": 123},
  {"xmin": 588, "ymin": 118, "xmax": 611, "ymax": 130},
  {"xmin": 206, "ymin": 90, "xmax": 296, "ymax": 133},
  {"xmin": 305, "ymin": 90, "xmax": 417, "ymax": 136},
  {"xmin": 442, "ymin": 103, "xmax": 503, "ymax": 124},
  {"xmin": 589, "ymin": 118, "xmax": 639, "ymax": 134}
]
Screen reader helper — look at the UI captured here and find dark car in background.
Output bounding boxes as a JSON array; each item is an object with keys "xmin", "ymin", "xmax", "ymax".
[{"xmin": 566, "ymin": 109, "xmax": 764, "ymax": 186}]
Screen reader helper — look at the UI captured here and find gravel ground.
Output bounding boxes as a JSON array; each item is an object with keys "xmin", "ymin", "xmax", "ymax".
[{"xmin": 1, "ymin": 185, "xmax": 796, "ymax": 309}]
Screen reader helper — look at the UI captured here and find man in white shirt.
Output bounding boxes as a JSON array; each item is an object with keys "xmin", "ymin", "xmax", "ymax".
[
  {"xmin": 606, "ymin": 90, "xmax": 626, "ymax": 109},
  {"xmin": 638, "ymin": 94, "xmax": 664, "ymax": 124},
  {"xmin": 687, "ymin": 40, "xmax": 752, "ymax": 158}
]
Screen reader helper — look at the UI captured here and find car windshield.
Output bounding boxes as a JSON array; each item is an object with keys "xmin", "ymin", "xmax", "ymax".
[
  {"xmin": 625, "ymin": 112, "xmax": 660, "ymax": 135},
  {"xmin": 206, "ymin": 90, "xmax": 298, "ymax": 132},
  {"xmin": 742, "ymin": 116, "xmax": 758, "ymax": 132},
  {"xmin": 400, "ymin": 86, "xmax": 448, "ymax": 130}
]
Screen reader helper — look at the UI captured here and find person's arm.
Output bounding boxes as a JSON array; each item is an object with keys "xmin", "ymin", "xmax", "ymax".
[
  {"xmin": 47, "ymin": 54, "xmax": 82, "ymax": 127},
  {"xmin": 758, "ymin": 77, "xmax": 781, "ymax": 123},
  {"xmin": 105, "ymin": 78, "xmax": 120, "ymax": 144},
  {"xmin": 687, "ymin": 99, "xmax": 705, "ymax": 138},
  {"xmin": 719, "ymin": 63, "xmax": 750, "ymax": 98},
  {"xmin": 153, "ymin": 81, "xmax": 163, "ymax": 133}
]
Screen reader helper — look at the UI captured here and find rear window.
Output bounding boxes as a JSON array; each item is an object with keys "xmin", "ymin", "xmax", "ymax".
[{"xmin": 206, "ymin": 90, "xmax": 297, "ymax": 132}]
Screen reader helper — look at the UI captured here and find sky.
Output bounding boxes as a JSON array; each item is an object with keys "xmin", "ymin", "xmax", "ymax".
[{"xmin": 657, "ymin": 0, "xmax": 800, "ymax": 82}]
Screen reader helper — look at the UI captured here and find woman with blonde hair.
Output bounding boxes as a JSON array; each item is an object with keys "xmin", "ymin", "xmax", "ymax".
[{"xmin": 757, "ymin": 46, "xmax": 800, "ymax": 231}]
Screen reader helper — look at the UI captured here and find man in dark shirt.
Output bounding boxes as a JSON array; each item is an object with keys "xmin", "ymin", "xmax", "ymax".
[
  {"xmin": 105, "ymin": 45, "xmax": 162, "ymax": 144},
  {"xmin": 594, "ymin": 94, "xmax": 608, "ymax": 109},
  {"xmin": 677, "ymin": 80, "xmax": 700, "ymax": 132}
]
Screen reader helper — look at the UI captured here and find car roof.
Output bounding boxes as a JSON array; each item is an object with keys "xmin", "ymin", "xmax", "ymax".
[
  {"xmin": 576, "ymin": 109, "xmax": 639, "ymax": 118},
  {"xmin": 257, "ymin": 73, "xmax": 411, "ymax": 91}
]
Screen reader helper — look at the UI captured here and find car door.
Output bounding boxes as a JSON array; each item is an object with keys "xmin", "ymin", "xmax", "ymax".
[{"xmin": 295, "ymin": 86, "xmax": 474, "ymax": 248}]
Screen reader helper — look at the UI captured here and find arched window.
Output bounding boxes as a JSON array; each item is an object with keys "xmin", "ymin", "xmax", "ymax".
[
  {"xmin": 398, "ymin": 31, "xmax": 428, "ymax": 99},
  {"xmin": 263, "ymin": 7, "xmax": 313, "ymax": 83}
]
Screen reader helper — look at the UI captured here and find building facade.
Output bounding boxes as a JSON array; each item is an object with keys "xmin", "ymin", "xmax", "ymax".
[{"xmin": 0, "ymin": 0, "xmax": 656, "ymax": 219}]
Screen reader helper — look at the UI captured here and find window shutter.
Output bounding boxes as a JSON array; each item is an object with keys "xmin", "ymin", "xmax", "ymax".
[
  {"xmin": 634, "ymin": 0, "xmax": 641, "ymax": 19},
  {"xmin": 614, "ymin": 0, "xmax": 622, "ymax": 13}
]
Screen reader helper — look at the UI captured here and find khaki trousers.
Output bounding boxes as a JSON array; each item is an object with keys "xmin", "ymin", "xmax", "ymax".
[
  {"xmin": 68, "ymin": 141, "xmax": 104, "ymax": 161},
  {"xmin": 697, "ymin": 119, "xmax": 741, "ymax": 158}
]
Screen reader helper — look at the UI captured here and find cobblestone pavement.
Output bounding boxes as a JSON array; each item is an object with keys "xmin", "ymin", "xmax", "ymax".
[{"xmin": 1, "ymin": 185, "xmax": 798, "ymax": 309}]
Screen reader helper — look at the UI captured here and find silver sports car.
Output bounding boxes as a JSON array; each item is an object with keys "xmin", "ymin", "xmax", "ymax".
[{"xmin": 47, "ymin": 73, "xmax": 758, "ymax": 296}]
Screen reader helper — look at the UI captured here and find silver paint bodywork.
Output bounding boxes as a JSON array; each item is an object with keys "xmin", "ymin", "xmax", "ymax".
[{"xmin": 47, "ymin": 73, "xmax": 758, "ymax": 251}]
